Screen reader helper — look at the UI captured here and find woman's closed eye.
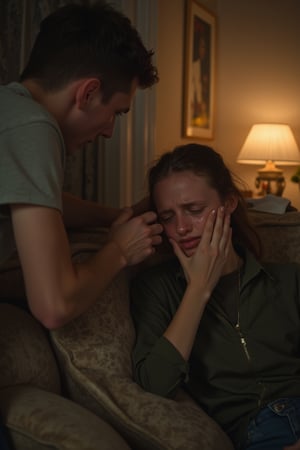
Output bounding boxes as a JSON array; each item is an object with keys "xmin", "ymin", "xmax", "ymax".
[
  {"xmin": 186, "ymin": 206, "xmax": 205, "ymax": 215},
  {"xmin": 189, "ymin": 208, "xmax": 204, "ymax": 214},
  {"xmin": 159, "ymin": 207, "xmax": 205, "ymax": 224},
  {"xmin": 159, "ymin": 213, "xmax": 174, "ymax": 224}
]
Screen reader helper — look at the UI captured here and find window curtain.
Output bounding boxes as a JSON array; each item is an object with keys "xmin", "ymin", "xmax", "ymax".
[{"xmin": 0, "ymin": 0, "xmax": 157, "ymax": 207}]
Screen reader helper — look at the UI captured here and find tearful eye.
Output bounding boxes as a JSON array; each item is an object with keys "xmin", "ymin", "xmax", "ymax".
[
  {"xmin": 188, "ymin": 208, "xmax": 205, "ymax": 215},
  {"xmin": 159, "ymin": 215, "xmax": 173, "ymax": 224}
]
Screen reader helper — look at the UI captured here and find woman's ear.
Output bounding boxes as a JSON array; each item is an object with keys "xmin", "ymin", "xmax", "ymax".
[{"xmin": 224, "ymin": 193, "xmax": 238, "ymax": 214}]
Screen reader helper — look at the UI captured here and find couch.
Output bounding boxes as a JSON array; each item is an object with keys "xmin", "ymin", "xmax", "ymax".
[{"xmin": 1, "ymin": 210, "xmax": 300, "ymax": 450}]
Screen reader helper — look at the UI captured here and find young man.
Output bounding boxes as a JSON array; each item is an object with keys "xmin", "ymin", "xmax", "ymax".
[{"xmin": 0, "ymin": 1, "xmax": 162, "ymax": 330}]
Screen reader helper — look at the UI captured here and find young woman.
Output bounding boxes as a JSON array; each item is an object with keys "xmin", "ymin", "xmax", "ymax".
[{"xmin": 131, "ymin": 143, "xmax": 300, "ymax": 450}]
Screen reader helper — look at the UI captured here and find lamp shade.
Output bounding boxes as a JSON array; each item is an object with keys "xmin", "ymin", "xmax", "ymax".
[{"xmin": 237, "ymin": 123, "xmax": 300, "ymax": 165}]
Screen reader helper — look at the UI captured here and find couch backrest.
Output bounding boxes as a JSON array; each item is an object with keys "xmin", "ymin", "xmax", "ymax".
[{"xmin": 249, "ymin": 210, "xmax": 300, "ymax": 264}]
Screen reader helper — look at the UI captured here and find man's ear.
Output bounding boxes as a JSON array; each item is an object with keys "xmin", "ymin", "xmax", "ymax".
[
  {"xmin": 224, "ymin": 193, "xmax": 238, "ymax": 214},
  {"xmin": 75, "ymin": 78, "xmax": 101, "ymax": 110}
]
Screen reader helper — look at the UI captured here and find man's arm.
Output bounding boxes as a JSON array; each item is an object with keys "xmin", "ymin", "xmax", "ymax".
[
  {"xmin": 11, "ymin": 203, "xmax": 162, "ymax": 330},
  {"xmin": 62, "ymin": 191, "xmax": 121, "ymax": 228},
  {"xmin": 62, "ymin": 191, "xmax": 150, "ymax": 228}
]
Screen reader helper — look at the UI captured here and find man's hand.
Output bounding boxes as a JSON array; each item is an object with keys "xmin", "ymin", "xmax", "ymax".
[
  {"xmin": 11, "ymin": 204, "xmax": 162, "ymax": 328},
  {"xmin": 109, "ymin": 207, "xmax": 163, "ymax": 266}
]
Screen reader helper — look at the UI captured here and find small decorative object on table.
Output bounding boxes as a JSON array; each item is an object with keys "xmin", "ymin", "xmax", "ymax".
[{"xmin": 291, "ymin": 166, "xmax": 300, "ymax": 188}]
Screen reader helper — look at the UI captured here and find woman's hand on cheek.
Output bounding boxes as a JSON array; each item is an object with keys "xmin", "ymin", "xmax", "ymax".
[{"xmin": 170, "ymin": 207, "xmax": 232, "ymax": 293}]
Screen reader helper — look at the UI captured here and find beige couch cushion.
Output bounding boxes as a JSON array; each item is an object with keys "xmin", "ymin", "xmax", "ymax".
[
  {"xmin": 0, "ymin": 385, "xmax": 131, "ymax": 450},
  {"xmin": 249, "ymin": 210, "xmax": 300, "ymax": 263},
  {"xmin": 50, "ymin": 272, "xmax": 234, "ymax": 450},
  {"xmin": 0, "ymin": 304, "xmax": 61, "ymax": 394}
]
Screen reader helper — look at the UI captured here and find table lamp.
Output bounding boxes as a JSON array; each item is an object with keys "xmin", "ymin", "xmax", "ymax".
[{"xmin": 237, "ymin": 123, "xmax": 300, "ymax": 196}]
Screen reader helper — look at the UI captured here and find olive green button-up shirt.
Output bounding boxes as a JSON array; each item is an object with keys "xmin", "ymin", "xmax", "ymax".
[{"xmin": 131, "ymin": 250, "xmax": 300, "ymax": 449}]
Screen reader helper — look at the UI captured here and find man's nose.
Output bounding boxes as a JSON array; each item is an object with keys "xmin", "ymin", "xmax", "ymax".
[{"xmin": 101, "ymin": 117, "xmax": 115, "ymax": 138}]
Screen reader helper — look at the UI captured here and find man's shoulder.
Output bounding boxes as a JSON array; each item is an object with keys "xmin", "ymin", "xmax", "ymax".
[{"xmin": 0, "ymin": 82, "xmax": 58, "ymax": 134}]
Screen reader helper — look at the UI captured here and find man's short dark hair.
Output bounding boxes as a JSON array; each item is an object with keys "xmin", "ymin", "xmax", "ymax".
[{"xmin": 20, "ymin": 1, "xmax": 158, "ymax": 101}]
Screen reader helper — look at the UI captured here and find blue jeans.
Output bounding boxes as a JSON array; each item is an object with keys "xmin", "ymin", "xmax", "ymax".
[
  {"xmin": 245, "ymin": 398, "xmax": 300, "ymax": 450},
  {"xmin": 0, "ymin": 422, "xmax": 11, "ymax": 450}
]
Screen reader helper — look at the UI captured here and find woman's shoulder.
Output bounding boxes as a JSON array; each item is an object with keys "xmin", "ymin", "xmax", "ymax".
[
  {"xmin": 262, "ymin": 260, "xmax": 300, "ymax": 279},
  {"xmin": 138, "ymin": 256, "xmax": 180, "ymax": 277},
  {"xmin": 131, "ymin": 256, "xmax": 182, "ymax": 288}
]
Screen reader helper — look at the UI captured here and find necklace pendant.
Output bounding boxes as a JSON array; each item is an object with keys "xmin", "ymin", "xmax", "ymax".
[
  {"xmin": 240, "ymin": 336, "xmax": 251, "ymax": 361},
  {"xmin": 235, "ymin": 324, "xmax": 251, "ymax": 361}
]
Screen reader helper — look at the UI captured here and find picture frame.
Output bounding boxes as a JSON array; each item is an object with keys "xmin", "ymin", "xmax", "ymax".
[{"xmin": 183, "ymin": 0, "xmax": 216, "ymax": 139}]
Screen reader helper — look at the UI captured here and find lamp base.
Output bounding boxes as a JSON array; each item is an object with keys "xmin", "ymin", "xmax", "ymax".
[{"xmin": 255, "ymin": 162, "xmax": 285, "ymax": 196}]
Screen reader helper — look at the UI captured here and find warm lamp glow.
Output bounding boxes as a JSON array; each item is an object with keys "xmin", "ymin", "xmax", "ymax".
[
  {"xmin": 237, "ymin": 123, "xmax": 300, "ymax": 165},
  {"xmin": 237, "ymin": 123, "xmax": 300, "ymax": 196}
]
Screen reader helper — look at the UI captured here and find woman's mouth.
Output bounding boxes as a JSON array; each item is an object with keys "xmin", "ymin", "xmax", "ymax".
[{"xmin": 180, "ymin": 237, "xmax": 200, "ymax": 251}]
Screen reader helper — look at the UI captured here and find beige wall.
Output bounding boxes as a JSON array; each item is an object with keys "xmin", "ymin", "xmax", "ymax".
[{"xmin": 155, "ymin": 0, "xmax": 300, "ymax": 209}]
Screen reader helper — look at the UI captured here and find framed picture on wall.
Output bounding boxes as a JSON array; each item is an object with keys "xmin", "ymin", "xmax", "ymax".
[{"xmin": 183, "ymin": 0, "xmax": 216, "ymax": 139}]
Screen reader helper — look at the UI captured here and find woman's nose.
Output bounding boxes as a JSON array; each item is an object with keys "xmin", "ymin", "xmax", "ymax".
[{"xmin": 176, "ymin": 217, "xmax": 192, "ymax": 235}]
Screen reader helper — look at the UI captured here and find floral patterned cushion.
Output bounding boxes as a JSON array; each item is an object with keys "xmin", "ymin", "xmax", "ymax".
[
  {"xmin": 50, "ymin": 270, "xmax": 234, "ymax": 450},
  {"xmin": 0, "ymin": 385, "xmax": 131, "ymax": 450},
  {"xmin": 0, "ymin": 304, "xmax": 61, "ymax": 394}
]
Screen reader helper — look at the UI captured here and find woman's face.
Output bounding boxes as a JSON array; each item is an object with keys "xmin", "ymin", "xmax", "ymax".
[{"xmin": 153, "ymin": 170, "xmax": 223, "ymax": 257}]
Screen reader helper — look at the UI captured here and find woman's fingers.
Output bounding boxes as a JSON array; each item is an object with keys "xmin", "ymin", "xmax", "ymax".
[
  {"xmin": 169, "ymin": 238, "xmax": 186, "ymax": 265},
  {"xmin": 217, "ymin": 211, "xmax": 232, "ymax": 254},
  {"xmin": 199, "ymin": 208, "xmax": 217, "ymax": 248},
  {"xmin": 199, "ymin": 206, "xmax": 230, "ymax": 253}
]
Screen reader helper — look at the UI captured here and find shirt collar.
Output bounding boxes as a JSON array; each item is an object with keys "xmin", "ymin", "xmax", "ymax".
[{"xmin": 238, "ymin": 247, "xmax": 275, "ymax": 289}]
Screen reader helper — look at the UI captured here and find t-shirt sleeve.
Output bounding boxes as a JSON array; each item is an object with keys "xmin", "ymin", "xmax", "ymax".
[{"xmin": 0, "ymin": 121, "xmax": 65, "ymax": 212}]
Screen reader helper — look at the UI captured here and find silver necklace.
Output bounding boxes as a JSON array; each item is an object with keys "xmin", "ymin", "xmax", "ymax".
[{"xmin": 234, "ymin": 263, "xmax": 251, "ymax": 361}]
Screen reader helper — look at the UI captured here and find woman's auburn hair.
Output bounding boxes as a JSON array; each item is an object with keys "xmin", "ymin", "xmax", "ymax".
[{"xmin": 148, "ymin": 143, "xmax": 262, "ymax": 259}]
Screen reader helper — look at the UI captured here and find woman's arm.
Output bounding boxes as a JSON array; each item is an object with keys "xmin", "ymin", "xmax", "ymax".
[
  {"xmin": 131, "ymin": 262, "xmax": 189, "ymax": 397},
  {"xmin": 163, "ymin": 207, "xmax": 231, "ymax": 360}
]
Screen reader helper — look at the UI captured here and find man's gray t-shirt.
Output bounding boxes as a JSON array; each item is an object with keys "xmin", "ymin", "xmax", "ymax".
[{"xmin": 0, "ymin": 82, "xmax": 65, "ymax": 264}]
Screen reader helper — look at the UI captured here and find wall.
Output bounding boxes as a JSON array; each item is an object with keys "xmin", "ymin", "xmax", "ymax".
[
  {"xmin": 156, "ymin": 0, "xmax": 217, "ymax": 157},
  {"xmin": 155, "ymin": 0, "xmax": 300, "ymax": 209}
]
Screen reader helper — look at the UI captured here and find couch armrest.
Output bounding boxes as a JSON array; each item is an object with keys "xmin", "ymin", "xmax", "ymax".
[
  {"xmin": 0, "ymin": 385, "xmax": 131, "ymax": 450},
  {"xmin": 0, "ymin": 304, "xmax": 61, "ymax": 394}
]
